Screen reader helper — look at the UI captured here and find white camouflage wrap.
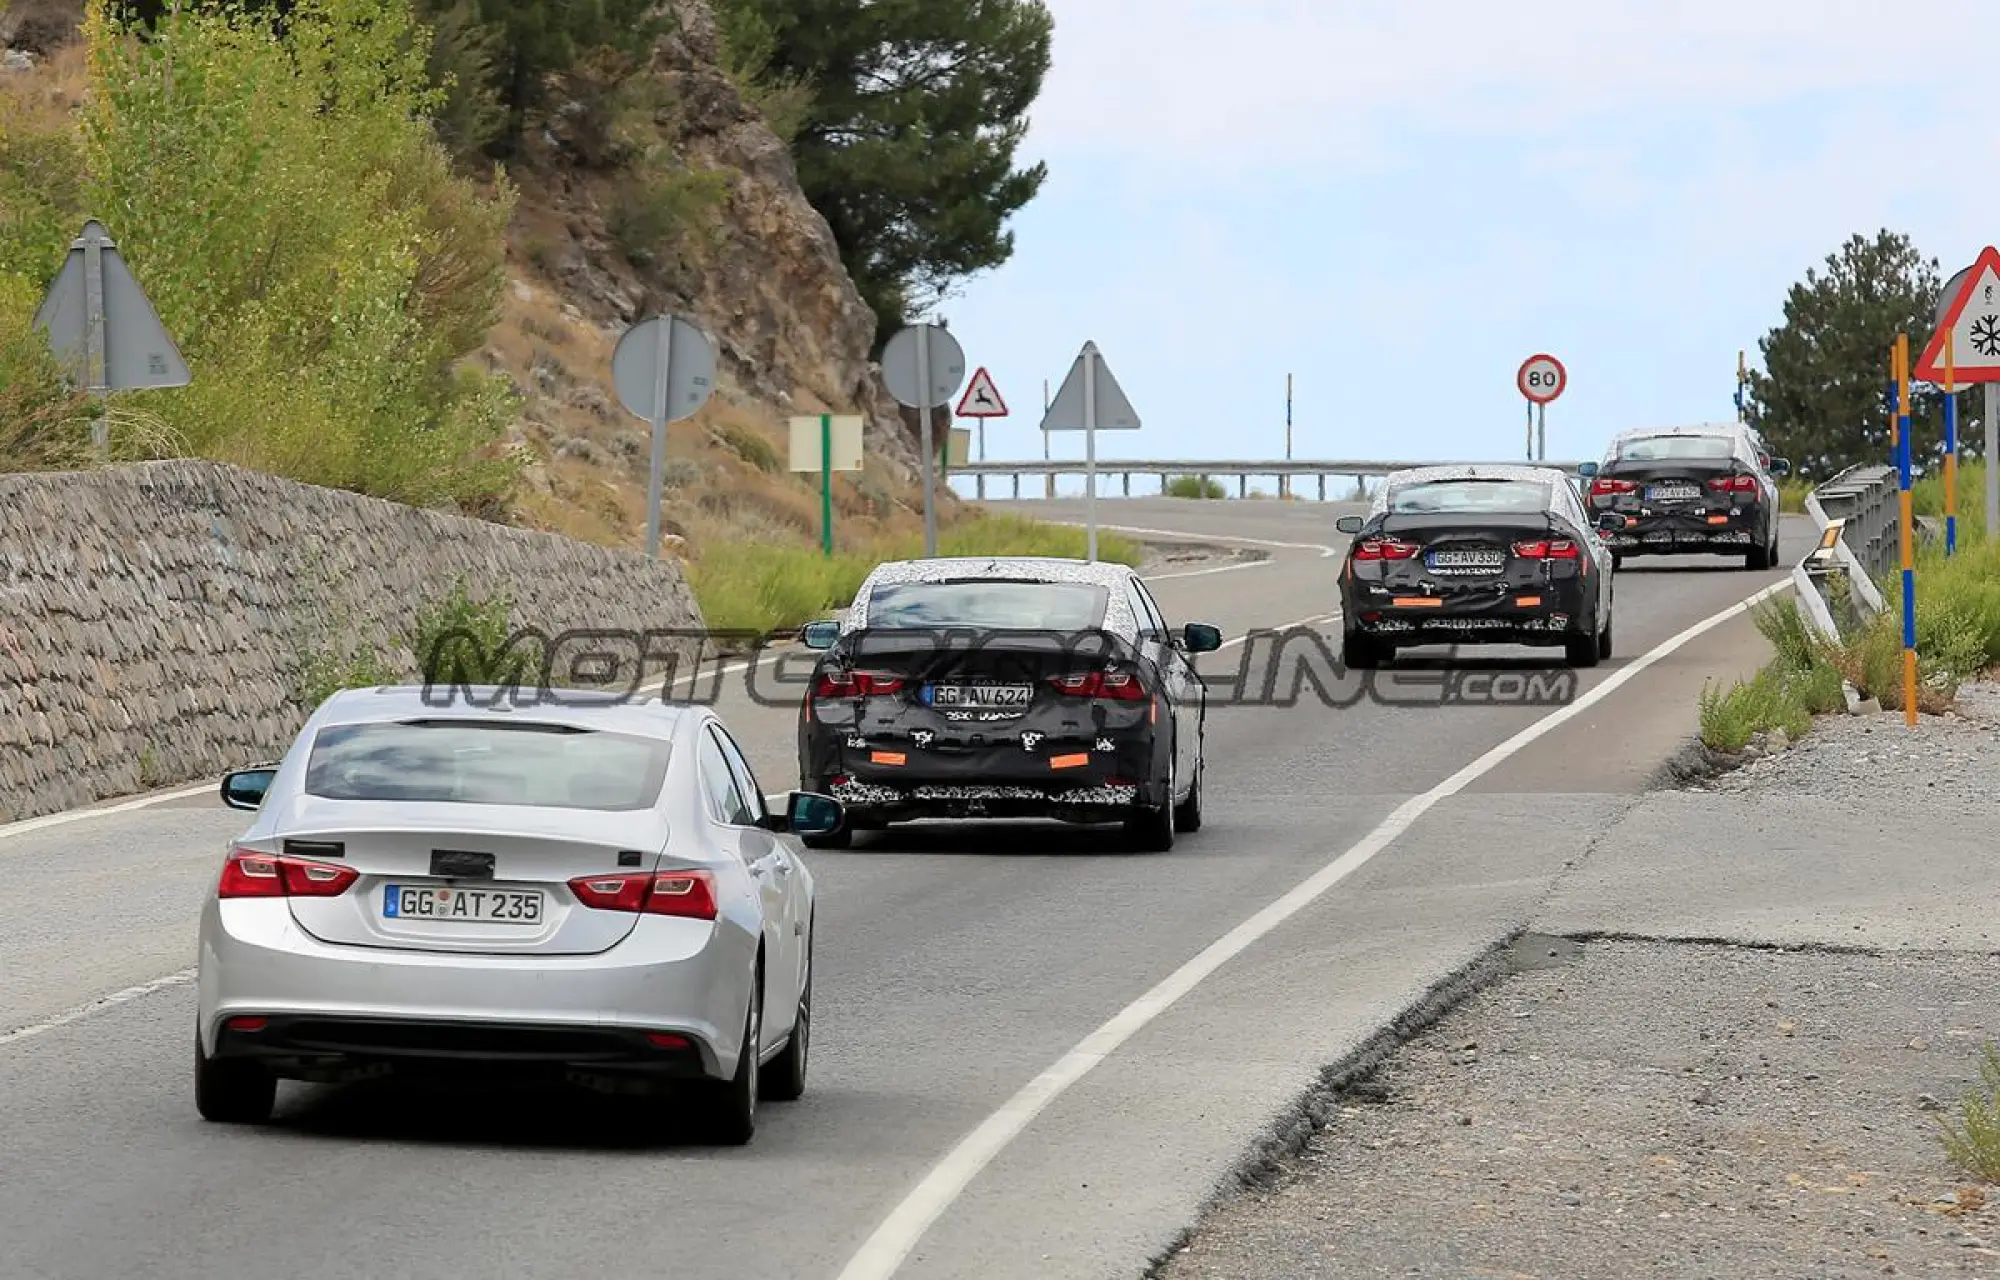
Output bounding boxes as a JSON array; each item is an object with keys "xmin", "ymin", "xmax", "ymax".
[
  {"xmin": 837, "ymin": 556, "xmax": 1142, "ymax": 636},
  {"xmin": 1366, "ymin": 464, "xmax": 1576, "ymax": 519}
]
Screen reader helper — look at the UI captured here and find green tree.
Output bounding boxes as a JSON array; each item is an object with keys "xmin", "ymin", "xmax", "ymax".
[
  {"xmin": 432, "ymin": 0, "xmax": 668, "ymax": 151},
  {"xmin": 718, "ymin": 0, "xmax": 1052, "ymax": 339},
  {"xmin": 1745, "ymin": 229, "xmax": 1973, "ymax": 481}
]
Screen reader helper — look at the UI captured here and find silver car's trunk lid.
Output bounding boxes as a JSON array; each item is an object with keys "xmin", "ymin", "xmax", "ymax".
[{"xmin": 276, "ymin": 801, "xmax": 669, "ymax": 957}]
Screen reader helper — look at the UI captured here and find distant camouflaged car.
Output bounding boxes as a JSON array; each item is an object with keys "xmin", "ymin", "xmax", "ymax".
[
  {"xmin": 1334, "ymin": 464, "xmax": 1618, "ymax": 670},
  {"xmin": 794, "ymin": 556, "xmax": 1223, "ymax": 853},
  {"xmin": 1581, "ymin": 422, "xmax": 1789, "ymax": 569}
]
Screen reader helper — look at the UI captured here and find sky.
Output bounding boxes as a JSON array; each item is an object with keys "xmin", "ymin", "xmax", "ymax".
[{"xmin": 938, "ymin": 0, "xmax": 2000, "ymax": 498}]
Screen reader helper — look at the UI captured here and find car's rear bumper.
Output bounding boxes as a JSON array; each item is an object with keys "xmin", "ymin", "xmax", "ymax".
[
  {"xmin": 1344, "ymin": 577, "xmax": 1588, "ymax": 645},
  {"xmin": 1597, "ymin": 503, "xmax": 1767, "ymax": 555},
  {"xmin": 802, "ymin": 725, "xmax": 1161, "ymax": 822},
  {"xmin": 196, "ymin": 899, "xmax": 752, "ymax": 1081}
]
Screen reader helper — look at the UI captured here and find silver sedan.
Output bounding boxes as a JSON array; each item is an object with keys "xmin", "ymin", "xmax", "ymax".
[{"xmin": 193, "ymin": 685, "xmax": 835, "ymax": 1145}]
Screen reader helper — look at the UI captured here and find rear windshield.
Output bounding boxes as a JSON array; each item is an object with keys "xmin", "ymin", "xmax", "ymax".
[
  {"xmin": 1386, "ymin": 479, "xmax": 1549, "ymax": 515},
  {"xmin": 303, "ymin": 720, "xmax": 671, "ymax": 810},
  {"xmin": 1616, "ymin": 434, "xmax": 1736, "ymax": 461},
  {"xmin": 864, "ymin": 580, "xmax": 1109, "ymax": 629}
]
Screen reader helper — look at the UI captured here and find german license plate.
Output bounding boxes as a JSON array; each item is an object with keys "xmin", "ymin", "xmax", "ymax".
[
  {"xmin": 1427, "ymin": 549, "xmax": 1504, "ymax": 570},
  {"xmin": 1646, "ymin": 484, "xmax": 1701, "ymax": 502},
  {"xmin": 382, "ymin": 884, "xmax": 544, "ymax": 924},
  {"xmin": 925, "ymin": 682, "xmax": 1032, "ymax": 708}
]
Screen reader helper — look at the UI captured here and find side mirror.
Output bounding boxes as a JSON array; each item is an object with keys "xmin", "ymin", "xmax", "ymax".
[
  {"xmin": 1181, "ymin": 622, "xmax": 1223, "ymax": 653},
  {"xmin": 1596, "ymin": 511, "xmax": 1626, "ymax": 532},
  {"xmin": 800, "ymin": 619, "xmax": 840, "ymax": 650},
  {"xmin": 786, "ymin": 790, "xmax": 843, "ymax": 837},
  {"xmin": 220, "ymin": 767, "xmax": 277, "ymax": 811},
  {"xmin": 1334, "ymin": 515, "xmax": 1364, "ymax": 534},
  {"xmin": 1769, "ymin": 457, "xmax": 1791, "ymax": 476},
  {"xmin": 1576, "ymin": 461, "xmax": 1599, "ymax": 478}
]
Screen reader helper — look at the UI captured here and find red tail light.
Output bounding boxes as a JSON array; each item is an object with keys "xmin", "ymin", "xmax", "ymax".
[
  {"xmin": 1513, "ymin": 540, "xmax": 1580, "ymax": 560},
  {"xmin": 1708, "ymin": 474, "xmax": 1757, "ymax": 493},
  {"xmin": 1351, "ymin": 538, "xmax": 1420, "ymax": 561},
  {"xmin": 1589, "ymin": 478, "xmax": 1637, "ymax": 496},
  {"xmin": 217, "ymin": 846, "xmax": 358, "ymax": 899},
  {"xmin": 568, "ymin": 869, "xmax": 719, "ymax": 920},
  {"xmin": 813, "ymin": 669, "xmax": 904, "ymax": 698},
  {"xmin": 1049, "ymin": 669, "xmax": 1148, "ymax": 700}
]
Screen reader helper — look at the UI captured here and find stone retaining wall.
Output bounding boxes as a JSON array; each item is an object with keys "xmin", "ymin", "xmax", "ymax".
[{"xmin": 0, "ymin": 460, "xmax": 705, "ymax": 823}]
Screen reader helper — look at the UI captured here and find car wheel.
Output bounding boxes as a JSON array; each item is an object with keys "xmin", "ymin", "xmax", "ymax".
[
  {"xmin": 1125, "ymin": 751, "xmax": 1176, "ymax": 852},
  {"xmin": 1596, "ymin": 606, "xmax": 1613, "ymax": 661},
  {"xmin": 1172, "ymin": 738, "xmax": 1203, "ymax": 833},
  {"xmin": 1610, "ymin": 552, "xmax": 1624, "ymax": 570},
  {"xmin": 1341, "ymin": 626, "xmax": 1382, "ymax": 670},
  {"xmin": 1563, "ymin": 618, "xmax": 1602, "ymax": 668},
  {"xmin": 194, "ymin": 1031, "xmax": 276, "ymax": 1124},
  {"xmin": 702, "ymin": 972, "xmax": 760, "ymax": 1145},
  {"xmin": 759, "ymin": 931, "xmax": 810, "ymax": 1102}
]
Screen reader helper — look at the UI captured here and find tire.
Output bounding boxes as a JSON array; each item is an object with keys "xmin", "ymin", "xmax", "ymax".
[
  {"xmin": 1172, "ymin": 741, "xmax": 1203, "ymax": 833},
  {"xmin": 194, "ymin": 1033, "xmax": 276, "ymax": 1125},
  {"xmin": 1596, "ymin": 606, "xmax": 1613, "ymax": 661},
  {"xmin": 700, "ymin": 969, "xmax": 760, "ymax": 1146},
  {"xmin": 1341, "ymin": 626, "xmax": 1383, "ymax": 670},
  {"xmin": 1563, "ymin": 616, "xmax": 1602, "ymax": 668},
  {"xmin": 1744, "ymin": 538, "xmax": 1775, "ymax": 570},
  {"xmin": 1125, "ymin": 751, "xmax": 1176, "ymax": 852},
  {"xmin": 759, "ymin": 929, "xmax": 810, "ymax": 1102},
  {"xmin": 1610, "ymin": 552, "xmax": 1624, "ymax": 570}
]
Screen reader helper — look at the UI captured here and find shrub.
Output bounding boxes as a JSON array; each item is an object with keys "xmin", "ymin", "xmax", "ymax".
[
  {"xmin": 1938, "ymin": 1042, "xmax": 2000, "ymax": 1185},
  {"xmin": 408, "ymin": 579, "xmax": 531, "ymax": 686},
  {"xmin": 1165, "ymin": 474, "xmax": 1224, "ymax": 499},
  {"xmin": 1696, "ymin": 599, "xmax": 1847, "ymax": 751},
  {"xmin": 0, "ymin": 0, "xmax": 524, "ymax": 509}
]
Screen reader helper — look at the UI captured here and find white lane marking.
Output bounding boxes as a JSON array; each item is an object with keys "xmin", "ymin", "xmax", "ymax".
[
  {"xmin": 0, "ymin": 531, "xmax": 1334, "ymax": 837},
  {"xmin": 833, "ymin": 577, "xmax": 1793, "ymax": 1280},
  {"xmin": 1058, "ymin": 521, "xmax": 1340, "ymax": 559},
  {"xmin": 0, "ymin": 612, "xmax": 1349, "ymax": 1048},
  {"xmin": 0, "ymin": 968, "xmax": 198, "ymax": 1047}
]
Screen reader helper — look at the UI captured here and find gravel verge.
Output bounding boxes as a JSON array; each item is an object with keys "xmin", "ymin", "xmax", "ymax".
[
  {"xmin": 1150, "ymin": 681, "xmax": 2000, "ymax": 1279},
  {"xmin": 1152, "ymin": 941, "xmax": 2000, "ymax": 1280}
]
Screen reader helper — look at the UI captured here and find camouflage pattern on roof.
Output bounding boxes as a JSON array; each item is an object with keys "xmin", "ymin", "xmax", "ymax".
[{"xmin": 1366, "ymin": 464, "xmax": 1571, "ymax": 517}]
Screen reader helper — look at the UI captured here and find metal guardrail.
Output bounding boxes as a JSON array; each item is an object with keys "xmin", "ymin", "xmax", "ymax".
[
  {"xmin": 1792, "ymin": 463, "xmax": 1931, "ymax": 643},
  {"xmin": 950, "ymin": 458, "xmax": 1591, "ymax": 501}
]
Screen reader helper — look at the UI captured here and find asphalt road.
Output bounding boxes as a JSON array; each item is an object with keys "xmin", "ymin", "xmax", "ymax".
[{"xmin": 0, "ymin": 499, "xmax": 1812, "ymax": 1280}]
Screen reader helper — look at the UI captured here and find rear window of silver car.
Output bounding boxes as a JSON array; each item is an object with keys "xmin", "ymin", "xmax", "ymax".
[
  {"xmin": 1616, "ymin": 434, "xmax": 1735, "ymax": 461},
  {"xmin": 302, "ymin": 720, "xmax": 672, "ymax": 810},
  {"xmin": 1387, "ymin": 479, "xmax": 1549, "ymax": 515},
  {"xmin": 865, "ymin": 580, "xmax": 1109, "ymax": 629}
]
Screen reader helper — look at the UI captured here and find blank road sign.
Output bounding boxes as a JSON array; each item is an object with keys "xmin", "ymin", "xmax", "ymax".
[
  {"xmin": 612, "ymin": 314, "xmax": 717, "ymax": 423},
  {"xmin": 1041, "ymin": 341, "xmax": 1140, "ymax": 431},
  {"xmin": 788, "ymin": 415, "xmax": 865, "ymax": 472},
  {"xmin": 33, "ymin": 220, "xmax": 190, "ymax": 391},
  {"xmin": 880, "ymin": 324, "xmax": 966, "ymax": 409}
]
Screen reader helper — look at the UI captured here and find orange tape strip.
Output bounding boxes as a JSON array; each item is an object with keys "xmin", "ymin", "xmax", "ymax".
[
  {"xmin": 1049, "ymin": 753, "xmax": 1089, "ymax": 769},
  {"xmin": 870, "ymin": 751, "xmax": 905, "ymax": 766}
]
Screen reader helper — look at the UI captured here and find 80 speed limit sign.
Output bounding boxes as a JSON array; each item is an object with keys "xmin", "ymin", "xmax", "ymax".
[{"xmin": 1517, "ymin": 353, "xmax": 1567, "ymax": 404}]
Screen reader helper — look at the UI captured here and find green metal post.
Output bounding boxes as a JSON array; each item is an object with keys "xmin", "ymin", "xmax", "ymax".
[{"xmin": 819, "ymin": 413, "xmax": 833, "ymax": 556}]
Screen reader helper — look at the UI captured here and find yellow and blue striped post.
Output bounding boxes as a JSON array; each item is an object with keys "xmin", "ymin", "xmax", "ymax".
[
  {"xmin": 1944, "ymin": 327, "xmax": 1958, "ymax": 554},
  {"xmin": 1895, "ymin": 333, "xmax": 1918, "ymax": 726}
]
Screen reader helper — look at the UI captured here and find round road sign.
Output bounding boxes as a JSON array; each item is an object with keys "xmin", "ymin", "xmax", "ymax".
[
  {"xmin": 1938, "ymin": 263, "xmax": 1974, "ymax": 328},
  {"xmin": 1517, "ymin": 353, "xmax": 1566, "ymax": 404}
]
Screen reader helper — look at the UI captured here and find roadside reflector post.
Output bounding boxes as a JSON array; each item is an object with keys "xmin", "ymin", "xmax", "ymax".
[
  {"xmin": 1945, "ymin": 325, "xmax": 1958, "ymax": 555},
  {"xmin": 1894, "ymin": 333, "xmax": 1918, "ymax": 727}
]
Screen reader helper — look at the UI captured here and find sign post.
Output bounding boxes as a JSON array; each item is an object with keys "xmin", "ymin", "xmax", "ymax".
[
  {"xmin": 954, "ymin": 366, "xmax": 1008, "ymax": 466},
  {"xmin": 33, "ymin": 218, "xmax": 192, "ymax": 458},
  {"xmin": 1284, "ymin": 372, "xmax": 1293, "ymax": 499},
  {"xmin": 611, "ymin": 313, "xmax": 717, "ymax": 559},
  {"xmin": 1895, "ymin": 333, "xmax": 1918, "ymax": 727},
  {"xmin": 1040, "ymin": 340, "xmax": 1141, "ymax": 562},
  {"xmin": 1919, "ymin": 248, "xmax": 2000, "ymax": 540},
  {"xmin": 881, "ymin": 323, "xmax": 967, "ymax": 558},
  {"xmin": 1516, "ymin": 353, "xmax": 1566, "ymax": 461},
  {"xmin": 789, "ymin": 414, "xmax": 863, "ymax": 556}
]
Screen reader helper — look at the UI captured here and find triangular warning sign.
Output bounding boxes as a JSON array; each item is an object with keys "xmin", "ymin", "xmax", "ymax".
[
  {"xmin": 1916, "ymin": 246, "xmax": 2000, "ymax": 384},
  {"xmin": 955, "ymin": 366, "xmax": 1008, "ymax": 417}
]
